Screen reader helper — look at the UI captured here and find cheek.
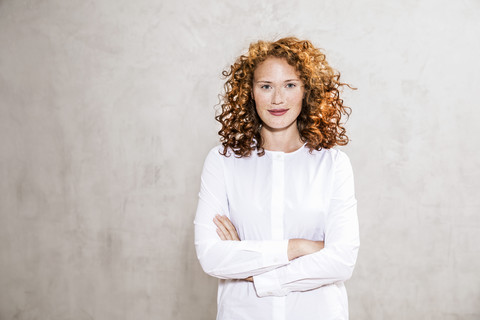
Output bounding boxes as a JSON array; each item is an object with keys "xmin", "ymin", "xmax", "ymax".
[
  {"xmin": 288, "ymin": 92, "xmax": 304, "ymax": 106},
  {"xmin": 253, "ymin": 92, "xmax": 269, "ymax": 107}
]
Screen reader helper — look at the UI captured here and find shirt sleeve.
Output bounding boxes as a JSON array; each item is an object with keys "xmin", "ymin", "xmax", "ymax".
[
  {"xmin": 194, "ymin": 147, "xmax": 290, "ymax": 280},
  {"xmin": 253, "ymin": 151, "xmax": 359, "ymax": 297}
]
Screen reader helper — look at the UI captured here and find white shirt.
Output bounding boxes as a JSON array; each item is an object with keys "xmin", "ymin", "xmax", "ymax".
[{"xmin": 194, "ymin": 143, "xmax": 359, "ymax": 320}]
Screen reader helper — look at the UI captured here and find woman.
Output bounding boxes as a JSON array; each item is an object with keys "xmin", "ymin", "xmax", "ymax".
[{"xmin": 194, "ymin": 37, "xmax": 359, "ymax": 320}]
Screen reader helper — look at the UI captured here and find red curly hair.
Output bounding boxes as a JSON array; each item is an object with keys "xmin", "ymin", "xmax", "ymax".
[{"xmin": 216, "ymin": 37, "xmax": 353, "ymax": 157}]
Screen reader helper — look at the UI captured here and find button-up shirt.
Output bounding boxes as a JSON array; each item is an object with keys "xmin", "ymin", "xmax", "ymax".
[{"xmin": 194, "ymin": 143, "xmax": 359, "ymax": 320}]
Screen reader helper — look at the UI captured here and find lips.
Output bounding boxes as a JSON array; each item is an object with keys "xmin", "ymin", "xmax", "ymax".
[{"xmin": 268, "ymin": 109, "xmax": 288, "ymax": 116}]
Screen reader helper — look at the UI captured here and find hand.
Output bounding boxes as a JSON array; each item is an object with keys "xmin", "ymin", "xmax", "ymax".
[
  {"xmin": 288, "ymin": 239, "xmax": 324, "ymax": 261},
  {"xmin": 213, "ymin": 215, "xmax": 240, "ymax": 241},
  {"xmin": 214, "ymin": 216, "xmax": 253, "ymax": 282}
]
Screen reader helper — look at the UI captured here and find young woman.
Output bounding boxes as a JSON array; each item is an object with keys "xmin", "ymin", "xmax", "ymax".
[{"xmin": 194, "ymin": 37, "xmax": 359, "ymax": 320}]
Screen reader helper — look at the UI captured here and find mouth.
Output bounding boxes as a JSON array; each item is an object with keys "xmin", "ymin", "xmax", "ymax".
[{"xmin": 268, "ymin": 109, "xmax": 289, "ymax": 116}]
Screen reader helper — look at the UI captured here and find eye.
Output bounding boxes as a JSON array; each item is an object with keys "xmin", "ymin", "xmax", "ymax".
[
  {"xmin": 260, "ymin": 84, "xmax": 272, "ymax": 90},
  {"xmin": 286, "ymin": 83, "xmax": 296, "ymax": 88}
]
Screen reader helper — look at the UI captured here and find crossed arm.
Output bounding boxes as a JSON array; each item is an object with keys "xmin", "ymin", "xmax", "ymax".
[
  {"xmin": 213, "ymin": 214, "xmax": 325, "ymax": 271},
  {"xmin": 213, "ymin": 214, "xmax": 325, "ymax": 282},
  {"xmin": 194, "ymin": 148, "xmax": 359, "ymax": 297}
]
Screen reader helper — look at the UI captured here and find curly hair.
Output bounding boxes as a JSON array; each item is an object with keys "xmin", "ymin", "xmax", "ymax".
[{"xmin": 216, "ymin": 37, "xmax": 353, "ymax": 157}]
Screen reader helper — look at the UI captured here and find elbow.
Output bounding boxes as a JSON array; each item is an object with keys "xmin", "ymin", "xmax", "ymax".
[
  {"xmin": 199, "ymin": 264, "xmax": 217, "ymax": 278},
  {"xmin": 197, "ymin": 254, "xmax": 210, "ymax": 274},
  {"xmin": 331, "ymin": 242, "xmax": 359, "ymax": 282},
  {"xmin": 196, "ymin": 250, "xmax": 217, "ymax": 277},
  {"xmin": 195, "ymin": 243, "xmax": 229, "ymax": 279},
  {"xmin": 337, "ymin": 262, "xmax": 355, "ymax": 282},
  {"xmin": 198, "ymin": 257, "xmax": 223, "ymax": 279},
  {"xmin": 199, "ymin": 260, "xmax": 231, "ymax": 280},
  {"xmin": 341, "ymin": 249, "xmax": 358, "ymax": 281}
]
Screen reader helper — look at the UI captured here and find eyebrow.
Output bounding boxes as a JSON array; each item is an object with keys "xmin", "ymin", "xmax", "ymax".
[{"xmin": 255, "ymin": 79, "xmax": 301, "ymax": 83}]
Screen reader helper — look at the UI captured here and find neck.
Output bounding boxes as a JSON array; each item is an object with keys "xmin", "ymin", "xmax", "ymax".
[{"xmin": 260, "ymin": 122, "xmax": 304, "ymax": 153}]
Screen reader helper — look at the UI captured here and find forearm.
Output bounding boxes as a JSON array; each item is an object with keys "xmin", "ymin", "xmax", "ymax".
[
  {"xmin": 253, "ymin": 201, "xmax": 359, "ymax": 297},
  {"xmin": 195, "ymin": 235, "xmax": 290, "ymax": 279},
  {"xmin": 253, "ymin": 241, "xmax": 359, "ymax": 297},
  {"xmin": 200, "ymin": 215, "xmax": 324, "ymax": 279},
  {"xmin": 196, "ymin": 212, "xmax": 289, "ymax": 279}
]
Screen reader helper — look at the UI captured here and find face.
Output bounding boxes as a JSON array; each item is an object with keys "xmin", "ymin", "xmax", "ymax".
[{"xmin": 252, "ymin": 57, "xmax": 305, "ymax": 134}]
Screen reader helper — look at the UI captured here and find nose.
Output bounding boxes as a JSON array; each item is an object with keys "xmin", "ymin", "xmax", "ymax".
[{"xmin": 271, "ymin": 88, "xmax": 284, "ymax": 105}]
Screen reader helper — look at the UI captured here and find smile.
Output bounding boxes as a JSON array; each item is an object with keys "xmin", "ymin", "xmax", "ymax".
[{"xmin": 268, "ymin": 109, "xmax": 288, "ymax": 116}]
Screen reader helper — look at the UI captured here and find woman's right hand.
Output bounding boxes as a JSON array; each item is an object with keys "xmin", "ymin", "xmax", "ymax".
[
  {"xmin": 213, "ymin": 215, "xmax": 240, "ymax": 241},
  {"xmin": 287, "ymin": 239, "xmax": 324, "ymax": 261}
]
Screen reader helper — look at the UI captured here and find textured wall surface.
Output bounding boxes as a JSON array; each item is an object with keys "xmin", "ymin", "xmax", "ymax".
[{"xmin": 1, "ymin": 0, "xmax": 479, "ymax": 319}]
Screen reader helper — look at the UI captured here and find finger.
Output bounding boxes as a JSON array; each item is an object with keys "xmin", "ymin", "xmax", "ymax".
[
  {"xmin": 213, "ymin": 216, "xmax": 226, "ymax": 239},
  {"xmin": 216, "ymin": 228, "xmax": 226, "ymax": 240},
  {"xmin": 218, "ymin": 215, "xmax": 237, "ymax": 240},
  {"xmin": 214, "ymin": 216, "xmax": 231, "ymax": 240},
  {"xmin": 214, "ymin": 220, "xmax": 227, "ymax": 240},
  {"xmin": 217, "ymin": 215, "xmax": 235, "ymax": 240},
  {"xmin": 221, "ymin": 216, "xmax": 240, "ymax": 241}
]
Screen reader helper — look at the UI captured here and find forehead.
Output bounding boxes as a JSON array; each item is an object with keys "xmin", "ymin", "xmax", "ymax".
[{"xmin": 253, "ymin": 57, "xmax": 300, "ymax": 80}]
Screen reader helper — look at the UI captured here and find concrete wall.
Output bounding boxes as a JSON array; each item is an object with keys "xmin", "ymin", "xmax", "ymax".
[{"xmin": 1, "ymin": 0, "xmax": 479, "ymax": 319}]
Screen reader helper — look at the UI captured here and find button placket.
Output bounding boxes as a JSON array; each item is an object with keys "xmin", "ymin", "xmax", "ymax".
[
  {"xmin": 270, "ymin": 153, "xmax": 284, "ymax": 240},
  {"xmin": 270, "ymin": 152, "xmax": 286, "ymax": 320}
]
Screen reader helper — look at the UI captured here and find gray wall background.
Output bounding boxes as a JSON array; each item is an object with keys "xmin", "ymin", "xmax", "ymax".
[{"xmin": 1, "ymin": 0, "xmax": 479, "ymax": 319}]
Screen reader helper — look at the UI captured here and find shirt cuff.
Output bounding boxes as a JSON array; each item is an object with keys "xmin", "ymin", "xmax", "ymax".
[
  {"xmin": 253, "ymin": 268, "xmax": 287, "ymax": 297},
  {"xmin": 260, "ymin": 239, "xmax": 290, "ymax": 267}
]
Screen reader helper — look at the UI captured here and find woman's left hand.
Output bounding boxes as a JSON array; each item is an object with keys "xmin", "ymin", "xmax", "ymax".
[{"xmin": 213, "ymin": 215, "xmax": 240, "ymax": 241}]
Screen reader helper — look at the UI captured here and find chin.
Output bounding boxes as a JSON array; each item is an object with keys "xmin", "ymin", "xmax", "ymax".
[{"xmin": 262, "ymin": 121, "xmax": 296, "ymax": 131}]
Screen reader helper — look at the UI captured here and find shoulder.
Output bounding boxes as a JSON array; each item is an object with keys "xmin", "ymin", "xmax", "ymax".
[
  {"xmin": 206, "ymin": 144, "xmax": 260, "ymax": 161},
  {"xmin": 200, "ymin": 145, "xmax": 228, "ymax": 178},
  {"xmin": 204, "ymin": 144, "xmax": 237, "ymax": 165},
  {"xmin": 204, "ymin": 145, "xmax": 224, "ymax": 163},
  {"xmin": 206, "ymin": 144, "xmax": 236, "ymax": 159},
  {"xmin": 306, "ymin": 148, "xmax": 353, "ymax": 173},
  {"xmin": 207, "ymin": 144, "xmax": 224, "ymax": 156},
  {"xmin": 308, "ymin": 147, "xmax": 350, "ymax": 162}
]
